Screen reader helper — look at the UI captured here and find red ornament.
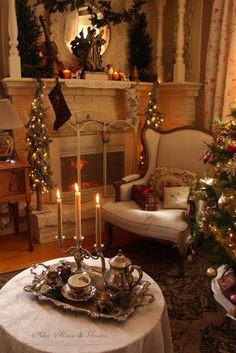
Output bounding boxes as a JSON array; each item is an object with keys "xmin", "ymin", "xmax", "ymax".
[
  {"xmin": 229, "ymin": 293, "xmax": 236, "ymax": 304},
  {"xmin": 227, "ymin": 145, "xmax": 236, "ymax": 155}
]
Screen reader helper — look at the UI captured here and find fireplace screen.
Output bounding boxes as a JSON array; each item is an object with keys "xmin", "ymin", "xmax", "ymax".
[{"xmin": 61, "ymin": 151, "xmax": 124, "ymax": 192}]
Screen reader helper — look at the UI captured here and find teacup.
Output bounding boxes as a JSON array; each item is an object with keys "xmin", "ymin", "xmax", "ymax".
[{"xmin": 68, "ymin": 273, "xmax": 91, "ymax": 298}]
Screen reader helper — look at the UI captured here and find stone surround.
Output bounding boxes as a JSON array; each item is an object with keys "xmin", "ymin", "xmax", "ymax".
[{"xmin": 1, "ymin": 78, "xmax": 201, "ymax": 243}]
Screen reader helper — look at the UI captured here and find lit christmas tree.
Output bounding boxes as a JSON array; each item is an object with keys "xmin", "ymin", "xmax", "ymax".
[
  {"xmin": 191, "ymin": 100, "xmax": 236, "ymax": 273},
  {"xmin": 139, "ymin": 80, "xmax": 164, "ymax": 173},
  {"xmin": 26, "ymin": 79, "xmax": 54, "ymax": 210},
  {"xmin": 144, "ymin": 80, "xmax": 164, "ymax": 130}
]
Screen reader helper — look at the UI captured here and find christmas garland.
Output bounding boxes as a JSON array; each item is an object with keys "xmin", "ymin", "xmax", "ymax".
[
  {"xmin": 33, "ymin": 0, "xmax": 86, "ymax": 12},
  {"xmin": 34, "ymin": 0, "xmax": 145, "ymax": 26},
  {"xmin": 88, "ymin": 0, "xmax": 146, "ymax": 27}
]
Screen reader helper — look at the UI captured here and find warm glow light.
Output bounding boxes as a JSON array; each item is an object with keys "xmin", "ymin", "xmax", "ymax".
[
  {"xmin": 75, "ymin": 183, "xmax": 79, "ymax": 192},
  {"xmin": 57, "ymin": 189, "xmax": 61, "ymax": 199},
  {"xmin": 96, "ymin": 193, "xmax": 100, "ymax": 204}
]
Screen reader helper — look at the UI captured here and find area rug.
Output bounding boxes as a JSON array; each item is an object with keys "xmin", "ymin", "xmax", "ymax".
[{"xmin": 1, "ymin": 240, "xmax": 236, "ymax": 353}]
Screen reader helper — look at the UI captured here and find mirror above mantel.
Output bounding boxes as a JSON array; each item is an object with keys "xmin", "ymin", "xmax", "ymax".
[{"xmin": 49, "ymin": 4, "xmax": 110, "ymax": 68}]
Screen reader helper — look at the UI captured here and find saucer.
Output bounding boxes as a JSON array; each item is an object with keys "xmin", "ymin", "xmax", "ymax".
[{"xmin": 61, "ymin": 283, "xmax": 96, "ymax": 302}]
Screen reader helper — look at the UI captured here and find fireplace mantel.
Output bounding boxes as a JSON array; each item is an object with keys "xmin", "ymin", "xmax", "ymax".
[
  {"xmin": 1, "ymin": 77, "xmax": 138, "ymax": 96},
  {"xmin": 2, "ymin": 78, "xmax": 200, "ymax": 128}
]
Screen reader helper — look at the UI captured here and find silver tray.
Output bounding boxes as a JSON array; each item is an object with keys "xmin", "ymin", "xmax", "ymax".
[{"xmin": 24, "ymin": 260, "xmax": 155, "ymax": 322}]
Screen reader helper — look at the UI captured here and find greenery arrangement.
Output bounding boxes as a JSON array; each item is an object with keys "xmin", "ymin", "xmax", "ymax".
[
  {"xmin": 33, "ymin": 0, "xmax": 145, "ymax": 21},
  {"xmin": 189, "ymin": 101, "xmax": 236, "ymax": 273},
  {"xmin": 34, "ymin": 0, "xmax": 87, "ymax": 12},
  {"xmin": 127, "ymin": 12, "xmax": 153, "ymax": 81},
  {"xmin": 16, "ymin": 0, "xmax": 53, "ymax": 78},
  {"xmin": 25, "ymin": 79, "xmax": 54, "ymax": 210}
]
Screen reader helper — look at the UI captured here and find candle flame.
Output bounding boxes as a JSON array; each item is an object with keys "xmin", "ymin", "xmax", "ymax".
[
  {"xmin": 75, "ymin": 183, "xmax": 79, "ymax": 192},
  {"xmin": 56, "ymin": 189, "xmax": 61, "ymax": 199},
  {"xmin": 96, "ymin": 193, "xmax": 100, "ymax": 204}
]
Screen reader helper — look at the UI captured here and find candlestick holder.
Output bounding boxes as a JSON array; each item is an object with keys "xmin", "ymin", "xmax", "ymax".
[{"xmin": 56, "ymin": 235, "xmax": 106, "ymax": 275}]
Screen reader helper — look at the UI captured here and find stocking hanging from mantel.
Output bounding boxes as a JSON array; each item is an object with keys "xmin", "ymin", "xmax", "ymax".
[{"xmin": 49, "ymin": 78, "xmax": 71, "ymax": 130}]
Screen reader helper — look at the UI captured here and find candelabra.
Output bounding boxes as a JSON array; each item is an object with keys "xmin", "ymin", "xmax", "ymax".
[{"xmin": 56, "ymin": 235, "xmax": 106, "ymax": 275}]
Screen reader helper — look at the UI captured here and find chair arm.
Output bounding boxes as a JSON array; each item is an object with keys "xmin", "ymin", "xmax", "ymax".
[{"xmin": 114, "ymin": 174, "xmax": 149, "ymax": 202}]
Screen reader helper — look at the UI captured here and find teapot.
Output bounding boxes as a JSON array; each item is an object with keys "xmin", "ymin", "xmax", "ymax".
[{"xmin": 105, "ymin": 249, "xmax": 143, "ymax": 292}]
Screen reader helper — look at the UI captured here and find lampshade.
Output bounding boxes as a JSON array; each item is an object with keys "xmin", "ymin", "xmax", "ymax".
[{"xmin": 0, "ymin": 99, "xmax": 23, "ymax": 129}]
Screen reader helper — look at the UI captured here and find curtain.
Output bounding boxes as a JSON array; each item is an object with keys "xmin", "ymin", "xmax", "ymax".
[{"xmin": 204, "ymin": 0, "xmax": 236, "ymax": 130}]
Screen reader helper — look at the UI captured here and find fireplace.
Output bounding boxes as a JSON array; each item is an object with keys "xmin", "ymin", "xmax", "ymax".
[
  {"xmin": 61, "ymin": 151, "xmax": 124, "ymax": 192},
  {"xmin": 49, "ymin": 128, "xmax": 135, "ymax": 203},
  {"xmin": 1, "ymin": 78, "xmax": 201, "ymax": 242}
]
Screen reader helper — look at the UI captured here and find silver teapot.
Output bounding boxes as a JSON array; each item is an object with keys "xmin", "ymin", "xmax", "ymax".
[{"xmin": 105, "ymin": 249, "xmax": 143, "ymax": 292}]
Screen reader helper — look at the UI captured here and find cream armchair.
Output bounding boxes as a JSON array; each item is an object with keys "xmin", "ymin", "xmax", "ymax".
[{"xmin": 102, "ymin": 125, "xmax": 213, "ymax": 269}]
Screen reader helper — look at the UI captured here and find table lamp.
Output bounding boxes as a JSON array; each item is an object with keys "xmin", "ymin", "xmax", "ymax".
[{"xmin": 0, "ymin": 98, "xmax": 23, "ymax": 161}]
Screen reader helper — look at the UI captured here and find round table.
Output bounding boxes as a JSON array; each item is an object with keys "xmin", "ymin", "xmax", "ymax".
[{"xmin": 0, "ymin": 257, "xmax": 173, "ymax": 353}]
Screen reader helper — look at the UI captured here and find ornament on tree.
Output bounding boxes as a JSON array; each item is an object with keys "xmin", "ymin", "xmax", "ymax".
[
  {"xmin": 206, "ymin": 267, "xmax": 217, "ymax": 278},
  {"xmin": 233, "ymin": 220, "xmax": 236, "ymax": 231},
  {"xmin": 229, "ymin": 293, "xmax": 236, "ymax": 304},
  {"xmin": 218, "ymin": 193, "xmax": 230, "ymax": 209},
  {"xmin": 49, "ymin": 79, "xmax": 71, "ymax": 130}
]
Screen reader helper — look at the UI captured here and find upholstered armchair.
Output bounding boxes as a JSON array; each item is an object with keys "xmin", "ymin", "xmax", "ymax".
[{"xmin": 102, "ymin": 125, "xmax": 213, "ymax": 272}]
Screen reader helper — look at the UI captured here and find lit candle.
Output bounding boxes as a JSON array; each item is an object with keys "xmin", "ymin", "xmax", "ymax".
[
  {"xmin": 56, "ymin": 189, "xmax": 63, "ymax": 240},
  {"xmin": 95, "ymin": 193, "xmax": 102, "ymax": 250},
  {"xmin": 75, "ymin": 183, "xmax": 82, "ymax": 240},
  {"xmin": 112, "ymin": 71, "xmax": 119, "ymax": 80},
  {"xmin": 62, "ymin": 69, "xmax": 71, "ymax": 79}
]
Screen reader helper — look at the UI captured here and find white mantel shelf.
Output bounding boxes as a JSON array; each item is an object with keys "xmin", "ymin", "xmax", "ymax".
[
  {"xmin": 1, "ymin": 77, "xmax": 138, "ymax": 92},
  {"xmin": 2, "ymin": 77, "xmax": 200, "ymax": 93}
]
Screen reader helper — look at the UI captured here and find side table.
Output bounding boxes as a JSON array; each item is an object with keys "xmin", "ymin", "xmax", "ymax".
[
  {"xmin": 0, "ymin": 160, "xmax": 33, "ymax": 251},
  {"xmin": 0, "ymin": 256, "xmax": 174, "ymax": 353}
]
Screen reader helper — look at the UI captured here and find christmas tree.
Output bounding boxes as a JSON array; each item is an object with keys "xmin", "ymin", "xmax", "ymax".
[
  {"xmin": 139, "ymin": 80, "xmax": 164, "ymax": 173},
  {"xmin": 144, "ymin": 80, "xmax": 164, "ymax": 130},
  {"xmin": 128, "ymin": 12, "xmax": 153, "ymax": 82},
  {"xmin": 16, "ymin": 0, "xmax": 52, "ymax": 78},
  {"xmin": 25, "ymin": 79, "xmax": 54, "ymax": 210},
  {"xmin": 191, "ymin": 100, "xmax": 236, "ymax": 273}
]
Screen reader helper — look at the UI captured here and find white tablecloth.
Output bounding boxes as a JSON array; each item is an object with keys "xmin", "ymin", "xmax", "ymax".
[{"xmin": 0, "ymin": 257, "xmax": 173, "ymax": 353}]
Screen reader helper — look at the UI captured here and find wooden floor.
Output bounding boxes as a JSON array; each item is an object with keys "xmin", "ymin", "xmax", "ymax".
[{"xmin": 0, "ymin": 230, "xmax": 138, "ymax": 274}]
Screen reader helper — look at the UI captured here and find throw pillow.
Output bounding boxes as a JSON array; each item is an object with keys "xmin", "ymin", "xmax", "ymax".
[
  {"xmin": 131, "ymin": 185, "xmax": 160, "ymax": 211},
  {"xmin": 149, "ymin": 167, "xmax": 197, "ymax": 199},
  {"xmin": 163, "ymin": 186, "xmax": 191, "ymax": 209}
]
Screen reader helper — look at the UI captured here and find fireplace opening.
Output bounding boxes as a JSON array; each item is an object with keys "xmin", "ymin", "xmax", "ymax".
[
  {"xmin": 61, "ymin": 151, "xmax": 124, "ymax": 193},
  {"xmin": 49, "ymin": 129, "xmax": 135, "ymax": 203}
]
